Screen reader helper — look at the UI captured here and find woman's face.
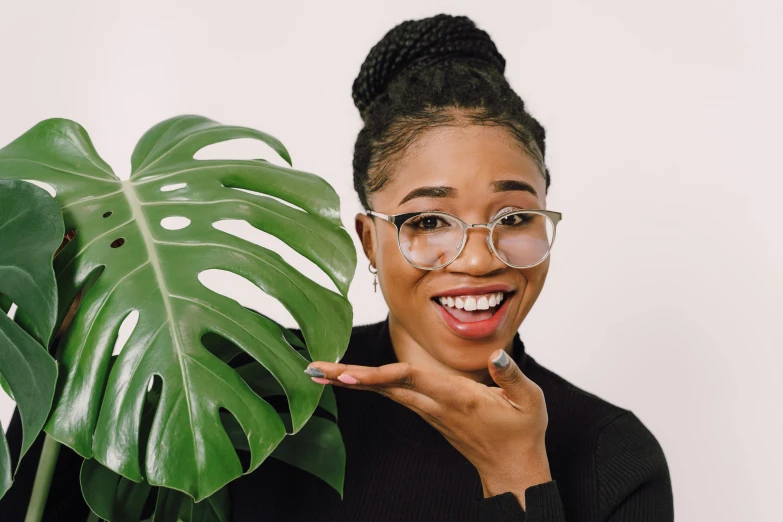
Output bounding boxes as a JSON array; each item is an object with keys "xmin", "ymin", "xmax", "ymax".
[{"xmin": 355, "ymin": 123, "xmax": 550, "ymax": 375}]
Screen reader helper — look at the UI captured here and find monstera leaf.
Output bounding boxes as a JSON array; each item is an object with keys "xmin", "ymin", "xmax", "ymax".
[
  {"xmin": 80, "ymin": 355, "xmax": 344, "ymax": 522},
  {"xmin": 0, "ymin": 180, "xmax": 61, "ymax": 500},
  {"xmin": 0, "ymin": 116, "xmax": 355, "ymax": 502}
]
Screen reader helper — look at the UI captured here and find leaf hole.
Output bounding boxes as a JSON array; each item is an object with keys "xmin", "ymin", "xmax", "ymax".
[
  {"xmin": 103, "ymin": 211, "xmax": 112, "ymax": 218},
  {"xmin": 139, "ymin": 375, "xmax": 163, "ymax": 479},
  {"xmin": 160, "ymin": 216, "xmax": 191, "ymax": 230},
  {"xmin": 160, "ymin": 183, "xmax": 187, "ymax": 192},
  {"xmin": 211, "ymin": 219, "xmax": 339, "ymax": 295},
  {"xmin": 22, "ymin": 179, "xmax": 56, "ymax": 197},
  {"xmin": 55, "ymin": 229, "xmax": 78, "ymax": 257},
  {"xmin": 52, "ymin": 266, "xmax": 105, "ymax": 355},
  {"xmin": 201, "ymin": 331, "xmax": 244, "ymax": 365},
  {"xmin": 225, "ymin": 187, "xmax": 307, "ymax": 214},
  {"xmin": 193, "ymin": 138, "xmax": 289, "ymax": 167},
  {"xmin": 112, "ymin": 310, "xmax": 139, "ymax": 356},
  {"xmin": 110, "ymin": 238, "xmax": 126, "ymax": 248},
  {"xmin": 197, "ymin": 269, "xmax": 297, "ymax": 329},
  {"xmin": 6, "ymin": 303, "xmax": 18, "ymax": 321},
  {"xmin": 219, "ymin": 408, "xmax": 251, "ymax": 473}
]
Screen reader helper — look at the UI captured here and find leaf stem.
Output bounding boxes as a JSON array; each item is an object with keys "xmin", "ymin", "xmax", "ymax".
[{"xmin": 24, "ymin": 435, "xmax": 61, "ymax": 522}]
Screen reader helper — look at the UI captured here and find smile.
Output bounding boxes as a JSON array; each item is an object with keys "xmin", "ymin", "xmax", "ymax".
[{"xmin": 430, "ymin": 287, "xmax": 515, "ymax": 339}]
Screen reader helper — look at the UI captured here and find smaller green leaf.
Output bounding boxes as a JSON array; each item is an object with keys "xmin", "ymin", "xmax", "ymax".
[
  {"xmin": 153, "ymin": 486, "xmax": 230, "ymax": 522},
  {"xmin": 221, "ymin": 410, "xmax": 345, "ymax": 498},
  {"xmin": 272, "ymin": 414, "xmax": 345, "ymax": 498},
  {"xmin": 81, "ymin": 459, "xmax": 231, "ymax": 522},
  {"xmin": 81, "ymin": 458, "xmax": 152, "ymax": 522},
  {"xmin": 0, "ymin": 180, "xmax": 62, "ymax": 500}
]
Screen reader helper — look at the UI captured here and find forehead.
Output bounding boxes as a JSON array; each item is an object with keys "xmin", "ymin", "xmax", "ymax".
[{"xmin": 373, "ymin": 124, "xmax": 546, "ymax": 209}]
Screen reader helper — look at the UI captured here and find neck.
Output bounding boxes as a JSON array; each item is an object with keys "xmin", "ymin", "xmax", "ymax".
[{"xmin": 387, "ymin": 313, "xmax": 515, "ymax": 386}]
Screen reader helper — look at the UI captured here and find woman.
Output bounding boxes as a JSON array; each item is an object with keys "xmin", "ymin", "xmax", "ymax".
[{"xmin": 231, "ymin": 13, "xmax": 674, "ymax": 522}]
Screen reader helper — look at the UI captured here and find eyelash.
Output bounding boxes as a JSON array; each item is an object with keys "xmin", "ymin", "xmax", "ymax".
[{"xmin": 494, "ymin": 206, "xmax": 523, "ymax": 219}]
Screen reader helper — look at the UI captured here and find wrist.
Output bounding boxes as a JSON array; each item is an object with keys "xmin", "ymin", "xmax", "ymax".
[{"xmin": 478, "ymin": 451, "xmax": 552, "ymax": 509}]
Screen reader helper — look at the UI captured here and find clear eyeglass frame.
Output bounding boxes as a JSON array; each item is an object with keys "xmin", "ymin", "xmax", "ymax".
[{"xmin": 366, "ymin": 209, "xmax": 563, "ymax": 270}]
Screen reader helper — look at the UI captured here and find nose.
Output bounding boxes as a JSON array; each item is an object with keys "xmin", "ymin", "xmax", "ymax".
[{"xmin": 444, "ymin": 226, "xmax": 503, "ymax": 275}]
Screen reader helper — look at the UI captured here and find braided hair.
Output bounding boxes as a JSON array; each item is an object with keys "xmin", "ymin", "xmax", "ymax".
[{"xmin": 351, "ymin": 13, "xmax": 551, "ymax": 210}]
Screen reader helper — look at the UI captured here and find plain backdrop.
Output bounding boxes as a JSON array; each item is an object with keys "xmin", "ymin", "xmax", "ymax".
[{"xmin": 1, "ymin": 1, "xmax": 781, "ymax": 520}]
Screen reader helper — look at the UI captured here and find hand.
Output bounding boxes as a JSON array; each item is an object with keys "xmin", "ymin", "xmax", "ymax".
[{"xmin": 304, "ymin": 349, "xmax": 552, "ymax": 509}]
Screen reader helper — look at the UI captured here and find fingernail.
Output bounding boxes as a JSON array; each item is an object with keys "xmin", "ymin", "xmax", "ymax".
[
  {"xmin": 492, "ymin": 350, "xmax": 510, "ymax": 368},
  {"xmin": 304, "ymin": 367, "xmax": 326, "ymax": 378},
  {"xmin": 311, "ymin": 377, "xmax": 331, "ymax": 385},
  {"xmin": 337, "ymin": 374, "xmax": 360, "ymax": 385}
]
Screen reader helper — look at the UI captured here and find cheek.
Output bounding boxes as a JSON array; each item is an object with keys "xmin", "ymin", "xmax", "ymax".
[
  {"xmin": 515, "ymin": 261, "xmax": 550, "ymax": 314},
  {"xmin": 376, "ymin": 235, "xmax": 424, "ymax": 302}
]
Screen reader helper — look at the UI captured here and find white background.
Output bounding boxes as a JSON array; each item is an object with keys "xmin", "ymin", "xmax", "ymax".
[{"xmin": 1, "ymin": 1, "xmax": 781, "ymax": 520}]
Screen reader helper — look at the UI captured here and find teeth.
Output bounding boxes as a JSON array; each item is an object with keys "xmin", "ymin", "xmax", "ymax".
[{"xmin": 437, "ymin": 292, "xmax": 506, "ymax": 310}]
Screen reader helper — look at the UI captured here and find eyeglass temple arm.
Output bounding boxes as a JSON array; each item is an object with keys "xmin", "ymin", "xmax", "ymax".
[{"xmin": 366, "ymin": 210, "xmax": 394, "ymax": 222}]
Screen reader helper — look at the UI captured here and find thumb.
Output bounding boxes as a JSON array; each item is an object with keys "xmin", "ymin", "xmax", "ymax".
[{"xmin": 488, "ymin": 349, "xmax": 535, "ymax": 405}]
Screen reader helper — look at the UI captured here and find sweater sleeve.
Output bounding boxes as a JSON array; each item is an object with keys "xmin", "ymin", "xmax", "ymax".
[
  {"xmin": 476, "ymin": 480, "xmax": 565, "ymax": 521},
  {"xmin": 595, "ymin": 411, "xmax": 674, "ymax": 521},
  {"xmin": 475, "ymin": 410, "xmax": 673, "ymax": 522}
]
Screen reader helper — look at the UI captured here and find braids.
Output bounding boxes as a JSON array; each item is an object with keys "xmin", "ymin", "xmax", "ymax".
[{"xmin": 351, "ymin": 13, "xmax": 551, "ymax": 210}]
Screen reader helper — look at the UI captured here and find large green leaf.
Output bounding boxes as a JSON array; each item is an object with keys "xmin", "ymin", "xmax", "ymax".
[
  {"xmin": 0, "ymin": 180, "xmax": 62, "ymax": 500},
  {"xmin": 0, "ymin": 116, "xmax": 355, "ymax": 501},
  {"xmin": 81, "ymin": 357, "xmax": 344, "ymax": 520}
]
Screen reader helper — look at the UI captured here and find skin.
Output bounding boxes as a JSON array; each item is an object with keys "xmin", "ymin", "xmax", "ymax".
[{"xmin": 307, "ymin": 121, "xmax": 554, "ymax": 510}]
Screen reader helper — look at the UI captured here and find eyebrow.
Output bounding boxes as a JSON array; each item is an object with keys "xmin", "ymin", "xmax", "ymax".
[
  {"xmin": 398, "ymin": 179, "xmax": 538, "ymax": 205},
  {"xmin": 491, "ymin": 179, "xmax": 539, "ymax": 198},
  {"xmin": 398, "ymin": 186, "xmax": 456, "ymax": 205}
]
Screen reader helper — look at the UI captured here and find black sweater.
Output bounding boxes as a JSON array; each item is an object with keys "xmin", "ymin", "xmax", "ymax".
[
  {"xmin": 230, "ymin": 318, "xmax": 674, "ymax": 521},
  {"xmin": 1, "ymin": 319, "xmax": 673, "ymax": 521}
]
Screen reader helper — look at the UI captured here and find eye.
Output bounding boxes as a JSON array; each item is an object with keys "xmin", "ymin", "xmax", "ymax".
[
  {"xmin": 497, "ymin": 209, "xmax": 535, "ymax": 227},
  {"xmin": 406, "ymin": 214, "xmax": 451, "ymax": 230}
]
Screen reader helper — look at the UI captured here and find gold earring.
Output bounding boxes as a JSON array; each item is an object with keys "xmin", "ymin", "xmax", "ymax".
[{"xmin": 368, "ymin": 262, "xmax": 378, "ymax": 293}]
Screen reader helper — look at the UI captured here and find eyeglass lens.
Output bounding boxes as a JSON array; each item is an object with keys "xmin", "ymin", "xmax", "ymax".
[{"xmin": 398, "ymin": 211, "xmax": 554, "ymax": 269}]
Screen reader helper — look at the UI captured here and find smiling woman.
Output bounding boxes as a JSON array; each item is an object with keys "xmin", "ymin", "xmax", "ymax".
[{"xmin": 229, "ymin": 13, "xmax": 673, "ymax": 522}]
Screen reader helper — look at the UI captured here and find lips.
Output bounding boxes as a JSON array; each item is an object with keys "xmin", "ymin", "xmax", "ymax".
[{"xmin": 431, "ymin": 286, "xmax": 515, "ymax": 339}]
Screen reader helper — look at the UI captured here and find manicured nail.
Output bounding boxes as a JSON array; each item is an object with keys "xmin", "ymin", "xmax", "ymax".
[
  {"xmin": 492, "ymin": 350, "xmax": 510, "ymax": 368},
  {"xmin": 337, "ymin": 374, "xmax": 359, "ymax": 385},
  {"xmin": 304, "ymin": 367, "xmax": 325, "ymax": 378},
  {"xmin": 311, "ymin": 377, "xmax": 331, "ymax": 385}
]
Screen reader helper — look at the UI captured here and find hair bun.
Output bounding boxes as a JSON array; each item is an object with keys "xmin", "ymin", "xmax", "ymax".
[{"xmin": 352, "ymin": 14, "xmax": 506, "ymax": 119}]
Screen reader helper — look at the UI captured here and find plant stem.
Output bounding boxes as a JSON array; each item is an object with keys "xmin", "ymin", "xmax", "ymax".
[{"xmin": 24, "ymin": 435, "xmax": 61, "ymax": 522}]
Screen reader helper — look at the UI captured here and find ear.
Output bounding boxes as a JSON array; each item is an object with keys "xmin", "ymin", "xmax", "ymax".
[{"xmin": 354, "ymin": 213, "xmax": 377, "ymax": 265}]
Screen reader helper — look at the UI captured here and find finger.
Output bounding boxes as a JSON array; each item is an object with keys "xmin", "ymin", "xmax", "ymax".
[
  {"xmin": 324, "ymin": 371, "xmax": 441, "ymax": 415},
  {"xmin": 305, "ymin": 360, "xmax": 461, "ymax": 401},
  {"xmin": 487, "ymin": 349, "xmax": 542, "ymax": 408}
]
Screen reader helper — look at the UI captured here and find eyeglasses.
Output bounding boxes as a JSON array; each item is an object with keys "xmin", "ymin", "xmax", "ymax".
[{"xmin": 366, "ymin": 209, "xmax": 563, "ymax": 270}]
